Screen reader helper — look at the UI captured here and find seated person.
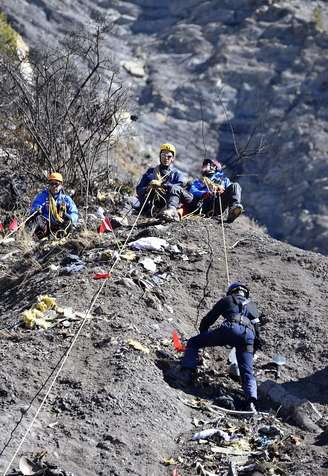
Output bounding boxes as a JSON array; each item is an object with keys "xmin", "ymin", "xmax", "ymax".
[
  {"xmin": 31, "ymin": 172, "xmax": 78, "ymax": 238},
  {"xmin": 189, "ymin": 159, "xmax": 243, "ymax": 223},
  {"xmin": 136, "ymin": 143, "xmax": 192, "ymax": 221}
]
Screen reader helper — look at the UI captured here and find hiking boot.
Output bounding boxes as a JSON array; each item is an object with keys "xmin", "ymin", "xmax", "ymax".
[
  {"xmin": 227, "ymin": 203, "xmax": 243, "ymax": 223},
  {"xmin": 161, "ymin": 207, "xmax": 180, "ymax": 222},
  {"xmin": 213, "ymin": 395, "xmax": 235, "ymax": 410},
  {"xmin": 165, "ymin": 365, "xmax": 194, "ymax": 384}
]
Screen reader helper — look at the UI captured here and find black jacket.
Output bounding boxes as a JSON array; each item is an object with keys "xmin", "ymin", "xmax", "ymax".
[{"xmin": 199, "ymin": 294, "xmax": 260, "ymax": 334}]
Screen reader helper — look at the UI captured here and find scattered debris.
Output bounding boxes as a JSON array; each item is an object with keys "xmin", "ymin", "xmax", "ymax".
[
  {"xmin": 162, "ymin": 457, "xmax": 177, "ymax": 466},
  {"xmin": 127, "ymin": 339, "xmax": 150, "ymax": 354},
  {"xmin": 228, "ymin": 347, "xmax": 240, "ymax": 377},
  {"xmin": 61, "ymin": 254, "xmax": 85, "ymax": 274},
  {"xmin": 139, "ymin": 257, "xmax": 157, "ymax": 273},
  {"xmin": 128, "ymin": 237, "xmax": 169, "ymax": 251},
  {"xmin": 192, "ymin": 428, "xmax": 223, "ymax": 441},
  {"xmin": 21, "ymin": 296, "xmax": 85, "ymax": 330},
  {"xmin": 272, "ymin": 354, "xmax": 286, "ymax": 379}
]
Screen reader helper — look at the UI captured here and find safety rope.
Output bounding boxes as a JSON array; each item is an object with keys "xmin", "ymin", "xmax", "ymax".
[
  {"xmin": 2, "ymin": 189, "xmax": 152, "ymax": 476},
  {"xmin": 201, "ymin": 178, "xmax": 230, "ymax": 284},
  {"xmin": 217, "ymin": 193, "xmax": 230, "ymax": 286}
]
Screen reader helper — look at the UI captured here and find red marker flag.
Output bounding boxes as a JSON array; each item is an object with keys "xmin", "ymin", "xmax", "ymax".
[
  {"xmin": 98, "ymin": 217, "xmax": 113, "ymax": 233},
  {"xmin": 93, "ymin": 273, "xmax": 112, "ymax": 280},
  {"xmin": 172, "ymin": 330, "xmax": 185, "ymax": 353},
  {"xmin": 8, "ymin": 217, "xmax": 18, "ymax": 232}
]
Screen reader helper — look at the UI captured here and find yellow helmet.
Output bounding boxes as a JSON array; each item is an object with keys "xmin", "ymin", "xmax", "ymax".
[
  {"xmin": 159, "ymin": 143, "xmax": 176, "ymax": 157},
  {"xmin": 48, "ymin": 172, "xmax": 63, "ymax": 183}
]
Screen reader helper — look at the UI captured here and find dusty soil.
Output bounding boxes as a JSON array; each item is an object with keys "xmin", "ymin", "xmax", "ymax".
[{"xmin": 0, "ymin": 214, "xmax": 327, "ymax": 475}]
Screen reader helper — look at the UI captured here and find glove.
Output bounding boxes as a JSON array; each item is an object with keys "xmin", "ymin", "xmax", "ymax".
[
  {"xmin": 216, "ymin": 185, "xmax": 225, "ymax": 195},
  {"xmin": 149, "ymin": 179, "xmax": 162, "ymax": 189}
]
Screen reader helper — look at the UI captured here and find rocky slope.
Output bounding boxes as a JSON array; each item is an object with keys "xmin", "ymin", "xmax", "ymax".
[
  {"xmin": 2, "ymin": 0, "xmax": 328, "ymax": 254},
  {"xmin": 0, "ymin": 215, "xmax": 327, "ymax": 475}
]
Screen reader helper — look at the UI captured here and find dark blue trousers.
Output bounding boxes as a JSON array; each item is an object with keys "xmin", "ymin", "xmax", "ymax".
[{"xmin": 182, "ymin": 321, "xmax": 257, "ymax": 401}]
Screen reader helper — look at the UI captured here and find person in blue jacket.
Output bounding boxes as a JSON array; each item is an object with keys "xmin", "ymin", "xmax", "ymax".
[
  {"xmin": 181, "ymin": 281, "xmax": 263, "ymax": 412},
  {"xmin": 136, "ymin": 143, "xmax": 192, "ymax": 221},
  {"xmin": 189, "ymin": 159, "xmax": 243, "ymax": 223},
  {"xmin": 31, "ymin": 172, "xmax": 78, "ymax": 238}
]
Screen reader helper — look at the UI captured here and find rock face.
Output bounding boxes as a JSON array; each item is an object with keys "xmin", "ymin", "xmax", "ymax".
[{"xmin": 3, "ymin": 0, "xmax": 328, "ymax": 253}]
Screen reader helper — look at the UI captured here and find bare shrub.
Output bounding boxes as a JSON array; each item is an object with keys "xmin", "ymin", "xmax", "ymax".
[{"xmin": 0, "ymin": 24, "xmax": 130, "ymax": 203}]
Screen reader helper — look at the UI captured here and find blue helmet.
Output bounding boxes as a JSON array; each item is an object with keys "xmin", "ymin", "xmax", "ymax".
[{"xmin": 227, "ymin": 281, "xmax": 250, "ymax": 298}]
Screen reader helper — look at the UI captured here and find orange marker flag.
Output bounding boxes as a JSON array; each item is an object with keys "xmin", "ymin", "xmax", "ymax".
[{"xmin": 172, "ymin": 330, "xmax": 185, "ymax": 353}]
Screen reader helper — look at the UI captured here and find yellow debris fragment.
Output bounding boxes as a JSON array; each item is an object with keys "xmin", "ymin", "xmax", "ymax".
[
  {"xmin": 21, "ymin": 295, "xmax": 58, "ymax": 329},
  {"xmin": 36, "ymin": 295, "xmax": 57, "ymax": 311},
  {"xmin": 127, "ymin": 339, "xmax": 150, "ymax": 354},
  {"xmin": 121, "ymin": 250, "xmax": 137, "ymax": 261},
  {"xmin": 162, "ymin": 458, "xmax": 176, "ymax": 466}
]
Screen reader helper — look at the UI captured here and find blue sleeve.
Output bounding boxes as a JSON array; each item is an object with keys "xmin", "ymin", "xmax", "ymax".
[
  {"xmin": 64, "ymin": 196, "xmax": 79, "ymax": 224},
  {"xmin": 190, "ymin": 179, "xmax": 207, "ymax": 198},
  {"xmin": 224, "ymin": 176, "xmax": 231, "ymax": 188},
  {"xmin": 136, "ymin": 168, "xmax": 154, "ymax": 198},
  {"xmin": 31, "ymin": 190, "xmax": 48, "ymax": 215}
]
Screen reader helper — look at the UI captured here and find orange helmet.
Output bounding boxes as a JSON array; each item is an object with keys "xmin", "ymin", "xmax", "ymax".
[{"xmin": 48, "ymin": 172, "xmax": 63, "ymax": 183}]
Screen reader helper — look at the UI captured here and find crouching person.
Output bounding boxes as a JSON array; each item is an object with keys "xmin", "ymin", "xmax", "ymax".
[
  {"xmin": 136, "ymin": 143, "xmax": 192, "ymax": 222},
  {"xmin": 31, "ymin": 172, "xmax": 78, "ymax": 239},
  {"xmin": 181, "ymin": 281, "xmax": 262, "ymax": 411},
  {"xmin": 189, "ymin": 159, "xmax": 243, "ymax": 223}
]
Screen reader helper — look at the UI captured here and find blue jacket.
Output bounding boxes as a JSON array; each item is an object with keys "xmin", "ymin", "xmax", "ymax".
[
  {"xmin": 31, "ymin": 189, "xmax": 79, "ymax": 225},
  {"xmin": 190, "ymin": 171, "xmax": 231, "ymax": 199},
  {"xmin": 136, "ymin": 165, "xmax": 185, "ymax": 200}
]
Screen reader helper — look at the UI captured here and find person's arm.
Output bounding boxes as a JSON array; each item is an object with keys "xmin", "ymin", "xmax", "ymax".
[
  {"xmin": 247, "ymin": 302, "xmax": 264, "ymax": 352},
  {"xmin": 190, "ymin": 179, "xmax": 207, "ymax": 198},
  {"xmin": 136, "ymin": 168, "xmax": 153, "ymax": 198},
  {"xmin": 223, "ymin": 176, "xmax": 231, "ymax": 188},
  {"xmin": 31, "ymin": 191, "xmax": 47, "ymax": 215},
  {"xmin": 199, "ymin": 298, "xmax": 225, "ymax": 333},
  {"xmin": 166, "ymin": 170, "xmax": 185, "ymax": 190},
  {"xmin": 65, "ymin": 196, "xmax": 79, "ymax": 225}
]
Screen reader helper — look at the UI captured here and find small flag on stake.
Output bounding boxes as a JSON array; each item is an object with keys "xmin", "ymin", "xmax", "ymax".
[
  {"xmin": 98, "ymin": 217, "xmax": 113, "ymax": 233},
  {"xmin": 8, "ymin": 217, "xmax": 18, "ymax": 232},
  {"xmin": 172, "ymin": 330, "xmax": 185, "ymax": 353}
]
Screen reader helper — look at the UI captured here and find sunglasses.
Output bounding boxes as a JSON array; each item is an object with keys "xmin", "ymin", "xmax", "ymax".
[
  {"xmin": 160, "ymin": 152, "xmax": 173, "ymax": 158},
  {"xmin": 49, "ymin": 181, "xmax": 61, "ymax": 186}
]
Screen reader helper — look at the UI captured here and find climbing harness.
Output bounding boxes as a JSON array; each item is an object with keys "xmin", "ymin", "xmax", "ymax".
[
  {"xmin": 47, "ymin": 191, "xmax": 72, "ymax": 240},
  {"xmin": 146, "ymin": 167, "xmax": 171, "ymax": 217}
]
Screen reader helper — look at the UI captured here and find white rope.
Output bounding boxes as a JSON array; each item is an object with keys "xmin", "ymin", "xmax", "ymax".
[
  {"xmin": 2, "ymin": 190, "xmax": 152, "ymax": 475},
  {"xmin": 217, "ymin": 193, "xmax": 230, "ymax": 285}
]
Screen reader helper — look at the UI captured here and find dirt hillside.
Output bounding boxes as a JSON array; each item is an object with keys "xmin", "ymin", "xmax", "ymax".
[{"xmin": 0, "ymin": 214, "xmax": 327, "ymax": 475}]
